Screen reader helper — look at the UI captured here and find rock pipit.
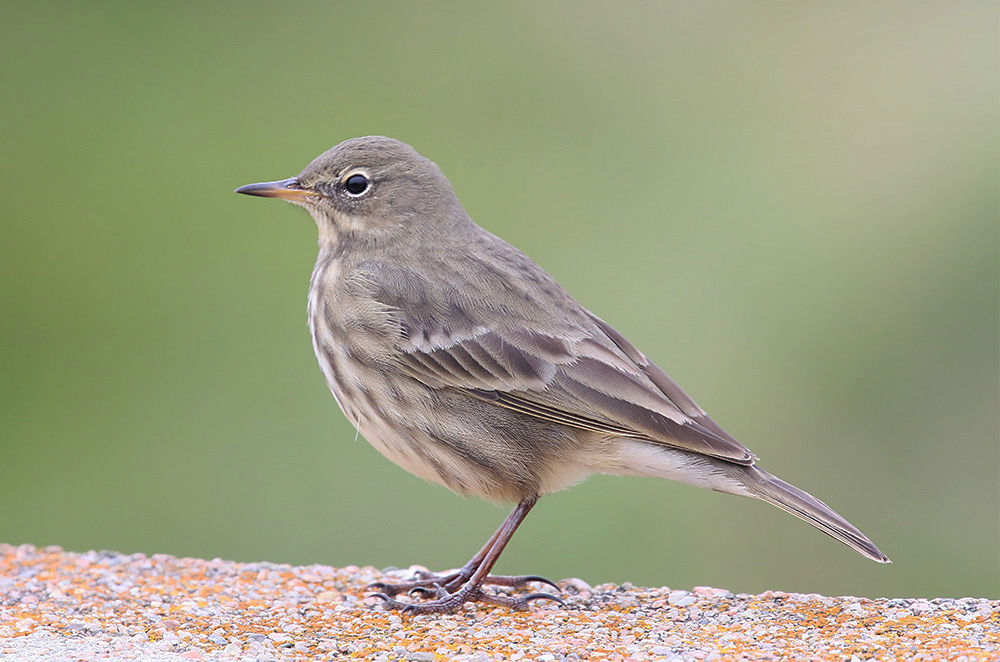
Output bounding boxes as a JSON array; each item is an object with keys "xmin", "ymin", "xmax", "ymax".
[{"xmin": 236, "ymin": 136, "xmax": 889, "ymax": 613}]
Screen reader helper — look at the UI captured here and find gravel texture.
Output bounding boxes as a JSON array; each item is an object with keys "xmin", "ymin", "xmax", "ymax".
[{"xmin": 0, "ymin": 544, "xmax": 995, "ymax": 661}]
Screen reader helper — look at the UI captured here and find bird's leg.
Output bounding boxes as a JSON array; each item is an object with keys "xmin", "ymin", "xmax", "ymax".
[
  {"xmin": 369, "ymin": 496, "xmax": 564, "ymax": 613},
  {"xmin": 367, "ymin": 509, "xmax": 557, "ymax": 598},
  {"xmin": 367, "ymin": 522, "xmax": 503, "ymax": 597}
]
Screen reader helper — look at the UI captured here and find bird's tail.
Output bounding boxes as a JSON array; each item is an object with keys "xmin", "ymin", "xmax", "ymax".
[{"xmin": 734, "ymin": 465, "xmax": 891, "ymax": 563}]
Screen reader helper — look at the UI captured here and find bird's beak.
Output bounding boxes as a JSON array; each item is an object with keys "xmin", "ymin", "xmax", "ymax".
[{"xmin": 234, "ymin": 177, "xmax": 321, "ymax": 202}]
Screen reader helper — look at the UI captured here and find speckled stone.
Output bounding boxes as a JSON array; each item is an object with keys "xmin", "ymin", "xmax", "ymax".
[{"xmin": 0, "ymin": 544, "xmax": 996, "ymax": 661}]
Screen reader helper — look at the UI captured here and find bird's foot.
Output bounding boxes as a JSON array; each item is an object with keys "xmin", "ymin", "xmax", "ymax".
[
  {"xmin": 365, "ymin": 498, "xmax": 559, "ymax": 613},
  {"xmin": 367, "ymin": 568, "xmax": 558, "ymax": 598},
  {"xmin": 371, "ymin": 582, "xmax": 564, "ymax": 614}
]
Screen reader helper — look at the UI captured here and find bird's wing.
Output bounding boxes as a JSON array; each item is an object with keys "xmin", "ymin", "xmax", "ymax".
[
  {"xmin": 582, "ymin": 311, "xmax": 756, "ymax": 462},
  {"xmin": 392, "ymin": 301, "xmax": 754, "ymax": 465}
]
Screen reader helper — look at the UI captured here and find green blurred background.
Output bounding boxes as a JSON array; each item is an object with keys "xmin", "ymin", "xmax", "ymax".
[{"xmin": 1, "ymin": 2, "xmax": 996, "ymax": 601}]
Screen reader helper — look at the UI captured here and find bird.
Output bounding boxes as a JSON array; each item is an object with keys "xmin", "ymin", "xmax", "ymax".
[{"xmin": 235, "ymin": 136, "xmax": 889, "ymax": 613}]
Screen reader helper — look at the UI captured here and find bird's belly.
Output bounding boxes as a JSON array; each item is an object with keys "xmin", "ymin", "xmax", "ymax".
[
  {"xmin": 354, "ymin": 416, "xmax": 475, "ymax": 493},
  {"xmin": 329, "ymin": 379, "xmax": 533, "ymax": 502},
  {"xmin": 308, "ymin": 324, "xmax": 521, "ymax": 500}
]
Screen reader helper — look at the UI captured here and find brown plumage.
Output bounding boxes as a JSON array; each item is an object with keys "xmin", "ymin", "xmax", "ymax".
[{"xmin": 236, "ymin": 136, "xmax": 889, "ymax": 613}]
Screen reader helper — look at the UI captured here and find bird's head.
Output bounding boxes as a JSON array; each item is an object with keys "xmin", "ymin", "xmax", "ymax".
[{"xmin": 236, "ymin": 136, "xmax": 464, "ymax": 243}]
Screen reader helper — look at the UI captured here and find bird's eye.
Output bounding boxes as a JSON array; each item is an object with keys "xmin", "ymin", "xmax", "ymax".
[{"xmin": 344, "ymin": 174, "xmax": 370, "ymax": 196}]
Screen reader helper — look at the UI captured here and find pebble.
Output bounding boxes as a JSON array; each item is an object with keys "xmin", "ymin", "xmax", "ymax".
[{"xmin": 668, "ymin": 590, "xmax": 697, "ymax": 607}]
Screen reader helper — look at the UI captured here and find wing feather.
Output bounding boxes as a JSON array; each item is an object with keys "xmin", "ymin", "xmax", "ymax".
[{"xmin": 368, "ymin": 259, "xmax": 754, "ymax": 465}]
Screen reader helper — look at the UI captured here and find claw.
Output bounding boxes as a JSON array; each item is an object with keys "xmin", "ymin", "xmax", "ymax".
[
  {"xmin": 521, "ymin": 591, "xmax": 566, "ymax": 607},
  {"xmin": 367, "ymin": 581, "xmax": 407, "ymax": 597},
  {"xmin": 408, "ymin": 585, "xmax": 440, "ymax": 599},
  {"xmin": 516, "ymin": 575, "xmax": 561, "ymax": 592}
]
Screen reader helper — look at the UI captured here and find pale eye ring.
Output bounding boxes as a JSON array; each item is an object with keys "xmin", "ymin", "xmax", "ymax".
[{"xmin": 344, "ymin": 173, "xmax": 370, "ymax": 196}]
